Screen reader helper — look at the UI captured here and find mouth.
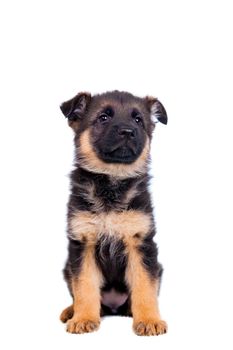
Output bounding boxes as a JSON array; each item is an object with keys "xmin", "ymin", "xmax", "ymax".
[{"xmin": 101, "ymin": 145, "xmax": 138, "ymax": 164}]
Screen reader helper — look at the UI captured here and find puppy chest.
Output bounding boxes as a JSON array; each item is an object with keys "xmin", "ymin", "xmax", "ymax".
[
  {"xmin": 75, "ymin": 178, "xmax": 139, "ymax": 212},
  {"xmin": 69, "ymin": 210, "xmax": 151, "ymax": 241}
]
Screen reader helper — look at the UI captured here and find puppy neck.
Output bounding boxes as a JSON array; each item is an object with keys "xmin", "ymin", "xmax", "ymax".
[{"xmin": 73, "ymin": 166, "xmax": 148, "ymax": 184}]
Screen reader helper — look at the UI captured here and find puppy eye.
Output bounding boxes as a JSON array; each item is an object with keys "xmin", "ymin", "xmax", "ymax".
[
  {"xmin": 98, "ymin": 113, "xmax": 110, "ymax": 123},
  {"xmin": 98, "ymin": 107, "xmax": 114, "ymax": 123},
  {"xmin": 135, "ymin": 115, "xmax": 142, "ymax": 123},
  {"xmin": 131, "ymin": 110, "xmax": 143, "ymax": 124}
]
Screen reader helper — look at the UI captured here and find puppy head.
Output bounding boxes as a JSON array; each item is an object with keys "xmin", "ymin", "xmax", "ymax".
[{"xmin": 60, "ymin": 91, "xmax": 167, "ymax": 178}]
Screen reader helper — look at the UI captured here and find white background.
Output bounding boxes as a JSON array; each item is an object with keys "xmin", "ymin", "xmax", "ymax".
[{"xmin": 0, "ymin": 0, "xmax": 233, "ymax": 349}]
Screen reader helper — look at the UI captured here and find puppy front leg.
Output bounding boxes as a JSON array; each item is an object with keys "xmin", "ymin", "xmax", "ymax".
[
  {"xmin": 66, "ymin": 244, "xmax": 103, "ymax": 334},
  {"xmin": 126, "ymin": 245, "xmax": 167, "ymax": 336}
]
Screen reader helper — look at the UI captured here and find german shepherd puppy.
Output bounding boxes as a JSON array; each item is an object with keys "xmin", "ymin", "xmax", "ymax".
[{"xmin": 59, "ymin": 91, "xmax": 168, "ymax": 336}]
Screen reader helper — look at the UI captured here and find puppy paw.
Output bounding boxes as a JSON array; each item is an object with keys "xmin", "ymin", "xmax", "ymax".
[
  {"xmin": 133, "ymin": 319, "xmax": 167, "ymax": 336},
  {"xmin": 60, "ymin": 305, "xmax": 74, "ymax": 323},
  {"xmin": 66, "ymin": 318, "xmax": 100, "ymax": 334}
]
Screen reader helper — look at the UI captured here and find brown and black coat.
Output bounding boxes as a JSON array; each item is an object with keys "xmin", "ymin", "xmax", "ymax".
[{"xmin": 59, "ymin": 91, "xmax": 168, "ymax": 336}]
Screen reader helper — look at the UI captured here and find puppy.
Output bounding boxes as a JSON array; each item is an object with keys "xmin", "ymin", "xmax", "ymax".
[{"xmin": 59, "ymin": 91, "xmax": 168, "ymax": 336}]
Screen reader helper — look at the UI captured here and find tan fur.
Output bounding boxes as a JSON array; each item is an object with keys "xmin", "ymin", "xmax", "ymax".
[
  {"xmin": 66, "ymin": 245, "xmax": 103, "ymax": 334},
  {"xmin": 121, "ymin": 184, "xmax": 139, "ymax": 210},
  {"xmin": 69, "ymin": 210, "xmax": 152, "ymax": 244},
  {"xmin": 126, "ymin": 245, "xmax": 167, "ymax": 336},
  {"xmin": 78, "ymin": 129, "xmax": 150, "ymax": 178},
  {"xmin": 68, "ymin": 120, "xmax": 79, "ymax": 131}
]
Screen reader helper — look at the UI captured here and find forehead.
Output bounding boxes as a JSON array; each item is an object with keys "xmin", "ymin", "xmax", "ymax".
[{"xmin": 89, "ymin": 91, "xmax": 149, "ymax": 113}]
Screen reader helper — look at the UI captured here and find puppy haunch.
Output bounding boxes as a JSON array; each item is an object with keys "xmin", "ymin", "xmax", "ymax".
[{"xmin": 60, "ymin": 90, "xmax": 168, "ymax": 336}]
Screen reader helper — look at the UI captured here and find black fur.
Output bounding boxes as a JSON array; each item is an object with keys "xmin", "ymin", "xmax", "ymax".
[
  {"xmin": 68, "ymin": 167, "xmax": 153, "ymax": 214},
  {"xmin": 63, "ymin": 239, "xmax": 85, "ymax": 296}
]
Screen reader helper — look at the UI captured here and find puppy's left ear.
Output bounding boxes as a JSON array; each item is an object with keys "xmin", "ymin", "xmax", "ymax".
[
  {"xmin": 145, "ymin": 96, "xmax": 168, "ymax": 125},
  {"xmin": 60, "ymin": 92, "xmax": 91, "ymax": 121}
]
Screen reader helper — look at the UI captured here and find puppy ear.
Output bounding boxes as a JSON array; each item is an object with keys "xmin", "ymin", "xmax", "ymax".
[
  {"xmin": 146, "ymin": 96, "xmax": 168, "ymax": 125},
  {"xmin": 60, "ymin": 92, "xmax": 91, "ymax": 121}
]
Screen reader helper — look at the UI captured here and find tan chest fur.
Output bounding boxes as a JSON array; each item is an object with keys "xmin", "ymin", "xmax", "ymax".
[{"xmin": 69, "ymin": 210, "xmax": 152, "ymax": 245}]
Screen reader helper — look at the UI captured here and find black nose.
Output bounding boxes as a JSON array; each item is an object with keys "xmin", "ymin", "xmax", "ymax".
[{"xmin": 118, "ymin": 127, "xmax": 135, "ymax": 138}]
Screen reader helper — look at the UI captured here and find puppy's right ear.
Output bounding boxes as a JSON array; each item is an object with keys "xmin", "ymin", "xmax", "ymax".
[{"xmin": 60, "ymin": 92, "xmax": 91, "ymax": 121}]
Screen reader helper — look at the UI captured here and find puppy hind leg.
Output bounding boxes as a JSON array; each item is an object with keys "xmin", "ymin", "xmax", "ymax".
[{"xmin": 60, "ymin": 305, "xmax": 74, "ymax": 323}]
